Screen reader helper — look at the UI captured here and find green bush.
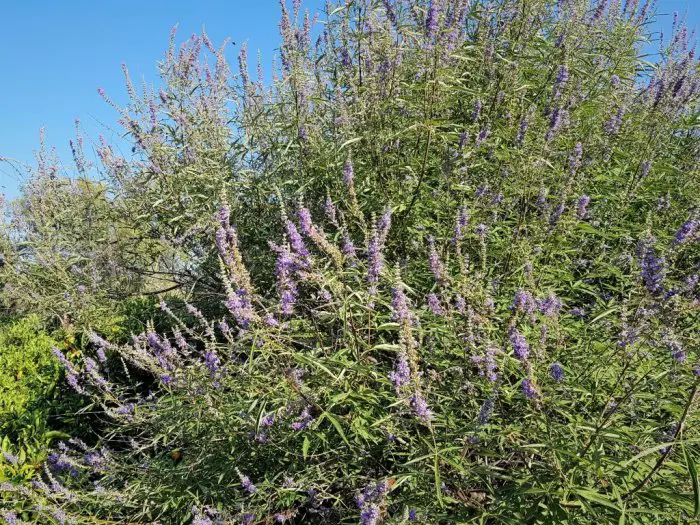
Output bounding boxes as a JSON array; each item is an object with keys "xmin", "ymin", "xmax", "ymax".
[{"xmin": 0, "ymin": 316, "xmax": 66, "ymax": 483}]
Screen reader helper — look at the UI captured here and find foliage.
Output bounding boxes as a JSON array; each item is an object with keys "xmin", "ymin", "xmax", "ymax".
[
  {"xmin": 1, "ymin": 0, "xmax": 700, "ymax": 523},
  {"xmin": 0, "ymin": 317, "xmax": 67, "ymax": 484}
]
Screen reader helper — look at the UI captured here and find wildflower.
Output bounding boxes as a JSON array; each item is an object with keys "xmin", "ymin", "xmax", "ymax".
[
  {"xmin": 2, "ymin": 452, "xmax": 18, "ymax": 465},
  {"xmin": 273, "ymin": 243, "xmax": 298, "ymax": 315},
  {"xmin": 577, "ymin": 195, "xmax": 590, "ymax": 219},
  {"xmin": 285, "ymin": 220, "xmax": 310, "ymax": 259},
  {"xmin": 476, "ymin": 223, "xmax": 488, "ymax": 237},
  {"xmin": 549, "ymin": 203, "xmax": 565, "ymax": 229},
  {"xmin": 478, "ymin": 397, "xmax": 495, "ymax": 425},
  {"xmin": 640, "ymin": 161, "xmax": 651, "ymax": 179},
  {"xmin": 512, "ymin": 290, "xmax": 536, "ymax": 315},
  {"xmin": 291, "ymin": 407, "xmax": 314, "ymax": 430},
  {"xmin": 568, "ymin": 143, "xmax": 583, "ymax": 175},
  {"xmin": 550, "ymin": 363, "xmax": 565, "ymax": 381},
  {"xmin": 239, "ymin": 473, "xmax": 257, "ymax": 495},
  {"xmin": 508, "ymin": 328, "xmax": 530, "ymax": 361},
  {"xmin": 475, "ymin": 128, "xmax": 490, "ymax": 146},
  {"xmin": 672, "ymin": 216, "xmax": 698, "ymax": 245},
  {"xmin": 554, "ymin": 64, "xmax": 569, "ymax": 96},
  {"xmin": 427, "ymin": 236, "xmax": 446, "ymax": 282},
  {"xmin": 389, "ymin": 352, "xmax": 411, "ymax": 388},
  {"xmin": 453, "ymin": 205, "xmax": 469, "ymax": 245},
  {"xmin": 343, "ymin": 158, "xmax": 355, "ymax": 186},
  {"xmin": 425, "ymin": 1, "xmax": 438, "ymax": 38},
  {"xmin": 521, "ymin": 378, "xmax": 538, "ymax": 399},
  {"xmin": 636, "ymin": 237, "xmax": 665, "ymax": 295},
  {"xmin": 410, "ymin": 393, "xmax": 433, "ymax": 422},
  {"xmin": 360, "ymin": 504, "xmax": 380, "ymax": 525},
  {"xmin": 546, "ymin": 107, "xmax": 566, "ymax": 141},
  {"xmin": 324, "ymin": 193, "xmax": 337, "ymax": 225},
  {"xmin": 472, "ymin": 99, "xmax": 482, "ymax": 121},
  {"xmin": 1, "ymin": 511, "xmax": 18, "ymax": 525},
  {"xmin": 454, "ymin": 295, "xmax": 466, "ymax": 314},
  {"xmin": 538, "ymin": 294, "xmax": 562, "ymax": 317}
]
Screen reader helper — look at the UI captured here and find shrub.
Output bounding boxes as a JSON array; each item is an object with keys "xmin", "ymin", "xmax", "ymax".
[
  {"xmin": 2, "ymin": 0, "xmax": 700, "ymax": 523},
  {"xmin": 0, "ymin": 317, "xmax": 66, "ymax": 484}
]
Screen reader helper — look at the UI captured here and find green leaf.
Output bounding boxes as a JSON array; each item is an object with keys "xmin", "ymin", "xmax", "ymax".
[
  {"xmin": 303, "ymin": 436, "xmax": 310, "ymax": 460},
  {"xmin": 683, "ymin": 444, "xmax": 700, "ymax": 517}
]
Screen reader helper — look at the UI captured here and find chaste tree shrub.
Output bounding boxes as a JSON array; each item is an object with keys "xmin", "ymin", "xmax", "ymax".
[{"xmin": 2, "ymin": 0, "xmax": 700, "ymax": 523}]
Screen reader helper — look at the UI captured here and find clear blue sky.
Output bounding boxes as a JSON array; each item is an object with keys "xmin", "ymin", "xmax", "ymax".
[{"xmin": 0, "ymin": 0, "xmax": 695, "ymax": 201}]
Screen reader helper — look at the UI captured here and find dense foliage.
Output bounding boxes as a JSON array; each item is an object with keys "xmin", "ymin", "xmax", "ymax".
[{"xmin": 1, "ymin": 0, "xmax": 700, "ymax": 523}]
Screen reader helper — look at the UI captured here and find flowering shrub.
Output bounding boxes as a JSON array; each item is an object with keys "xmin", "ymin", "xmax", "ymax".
[{"xmin": 1, "ymin": 0, "xmax": 700, "ymax": 523}]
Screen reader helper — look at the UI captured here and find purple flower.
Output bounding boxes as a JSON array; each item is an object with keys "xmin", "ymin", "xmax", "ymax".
[
  {"xmin": 546, "ymin": 107, "xmax": 566, "ymax": 141},
  {"xmin": 204, "ymin": 350, "xmax": 220, "ymax": 375},
  {"xmin": 554, "ymin": 64, "xmax": 569, "ymax": 95},
  {"xmin": 359, "ymin": 504, "xmax": 380, "ymax": 525},
  {"xmin": 508, "ymin": 328, "xmax": 530, "ymax": 361},
  {"xmin": 389, "ymin": 354, "xmax": 411, "ymax": 388},
  {"xmin": 377, "ymin": 207, "xmax": 392, "ymax": 246},
  {"xmin": 427, "ymin": 236, "xmax": 446, "ymax": 282},
  {"xmin": 1, "ymin": 511, "xmax": 18, "ymax": 525},
  {"xmin": 291, "ymin": 407, "xmax": 314, "ymax": 431},
  {"xmin": 569, "ymin": 143, "xmax": 583, "ymax": 175},
  {"xmin": 2, "ymin": 452, "xmax": 18, "ymax": 465},
  {"xmin": 521, "ymin": 378, "xmax": 538, "ymax": 399},
  {"xmin": 476, "ymin": 224, "xmax": 488, "ymax": 237},
  {"xmin": 427, "ymin": 293, "xmax": 443, "ymax": 316},
  {"xmin": 640, "ymin": 161, "xmax": 651, "ymax": 179},
  {"xmin": 538, "ymin": 294, "xmax": 562, "ymax": 317},
  {"xmin": 261, "ymin": 414, "xmax": 275, "ymax": 427},
  {"xmin": 478, "ymin": 397, "xmax": 494, "ymax": 425},
  {"xmin": 636, "ymin": 237, "xmax": 665, "ymax": 296},
  {"xmin": 343, "ymin": 158, "xmax": 355, "ymax": 187},
  {"xmin": 577, "ymin": 195, "xmax": 590, "ymax": 219},
  {"xmin": 324, "ymin": 194, "xmax": 337, "ymax": 224},
  {"xmin": 454, "ymin": 295, "xmax": 466, "ymax": 314},
  {"xmin": 517, "ymin": 112, "xmax": 530, "ymax": 146},
  {"xmin": 550, "ymin": 363, "xmax": 565, "ymax": 381},
  {"xmin": 549, "ymin": 202, "xmax": 565, "ymax": 229},
  {"xmin": 512, "ymin": 290, "xmax": 536, "ymax": 315},
  {"xmin": 239, "ymin": 473, "xmax": 257, "ymax": 495},
  {"xmin": 425, "ymin": 1, "xmax": 438, "ymax": 38},
  {"xmin": 472, "ymin": 99, "xmax": 482, "ymax": 121},
  {"xmin": 285, "ymin": 220, "xmax": 310, "ymax": 258},
  {"xmin": 570, "ymin": 306, "xmax": 586, "ymax": 318},
  {"xmin": 297, "ymin": 206, "xmax": 314, "ymax": 237},
  {"xmin": 410, "ymin": 393, "xmax": 433, "ymax": 423},
  {"xmin": 342, "ymin": 228, "xmax": 358, "ymax": 264},
  {"xmin": 273, "ymin": 243, "xmax": 298, "ymax": 315},
  {"xmin": 672, "ymin": 216, "xmax": 698, "ymax": 245},
  {"xmin": 391, "ymin": 284, "xmax": 414, "ymax": 324},
  {"xmin": 453, "ymin": 205, "xmax": 469, "ymax": 244},
  {"xmin": 264, "ymin": 313, "xmax": 280, "ymax": 327},
  {"xmin": 604, "ymin": 106, "xmax": 626, "ymax": 135},
  {"xmin": 475, "ymin": 128, "xmax": 490, "ymax": 146}
]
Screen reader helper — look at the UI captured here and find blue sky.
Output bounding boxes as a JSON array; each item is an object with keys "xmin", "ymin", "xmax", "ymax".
[{"xmin": 0, "ymin": 0, "xmax": 695, "ymax": 201}]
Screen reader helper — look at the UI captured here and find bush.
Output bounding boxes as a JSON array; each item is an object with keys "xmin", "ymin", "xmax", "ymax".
[
  {"xmin": 0, "ymin": 317, "xmax": 65, "ymax": 484},
  {"xmin": 2, "ymin": 0, "xmax": 700, "ymax": 523}
]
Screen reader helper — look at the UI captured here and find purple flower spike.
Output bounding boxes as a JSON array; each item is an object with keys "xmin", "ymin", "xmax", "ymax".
[
  {"xmin": 522, "ymin": 378, "xmax": 538, "ymax": 399},
  {"xmin": 410, "ymin": 393, "xmax": 433, "ymax": 423},
  {"xmin": 550, "ymin": 363, "xmax": 565, "ymax": 381}
]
